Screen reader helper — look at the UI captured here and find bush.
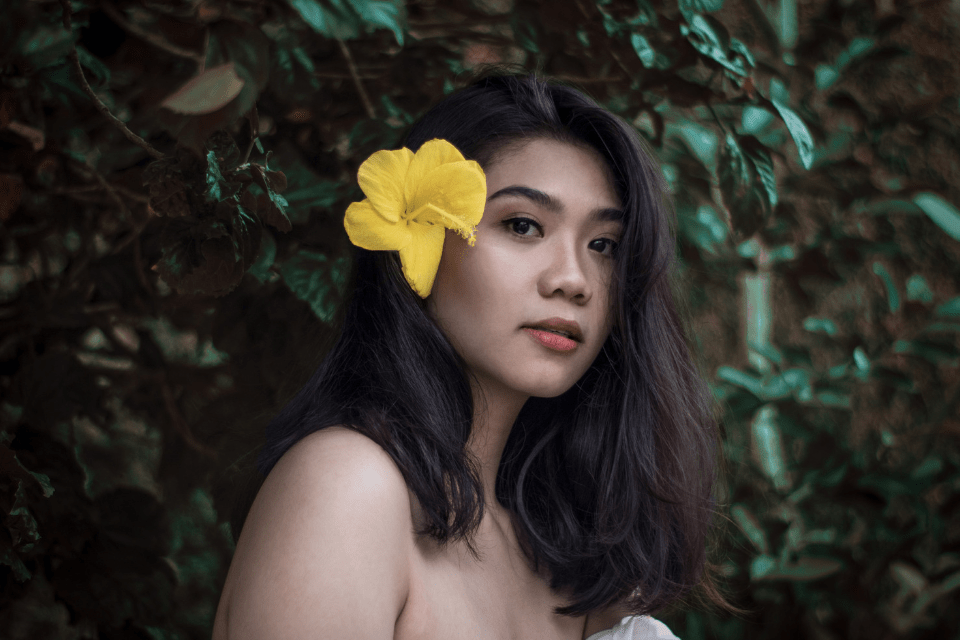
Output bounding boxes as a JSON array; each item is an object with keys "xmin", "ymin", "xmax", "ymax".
[{"xmin": 1, "ymin": 0, "xmax": 958, "ymax": 637}]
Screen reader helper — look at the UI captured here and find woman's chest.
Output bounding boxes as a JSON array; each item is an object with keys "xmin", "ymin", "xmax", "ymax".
[{"xmin": 394, "ymin": 537, "xmax": 586, "ymax": 640}]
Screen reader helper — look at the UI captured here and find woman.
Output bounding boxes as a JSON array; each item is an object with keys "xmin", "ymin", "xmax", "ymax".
[{"xmin": 213, "ymin": 73, "xmax": 724, "ymax": 639}]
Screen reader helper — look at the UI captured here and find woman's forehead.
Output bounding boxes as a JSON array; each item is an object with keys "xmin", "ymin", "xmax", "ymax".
[{"xmin": 482, "ymin": 139, "xmax": 622, "ymax": 215}]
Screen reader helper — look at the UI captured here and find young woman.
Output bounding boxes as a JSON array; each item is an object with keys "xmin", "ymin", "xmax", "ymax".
[{"xmin": 213, "ymin": 73, "xmax": 724, "ymax": 639}]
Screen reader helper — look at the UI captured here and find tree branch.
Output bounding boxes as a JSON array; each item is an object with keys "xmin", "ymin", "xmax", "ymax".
[
  {"xmin": 337, "ymin": 39, "xmax": 376, "ymax": 120},
  {"xmin": 241, "ymin": 107, "xmax": 259, "ymax": 165},
  {"xmin": 100, "ymin": 3, "xmax": 205, "ymax": 67},
  {"xmin": 71, "ymin": 158, "xmax": 129, "ymax": 220},
  {"xmin": 59, "ymin": 0, "xmax": 165, "ymax": 160}
]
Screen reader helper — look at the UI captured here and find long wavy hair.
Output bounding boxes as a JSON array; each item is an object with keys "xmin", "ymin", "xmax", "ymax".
[{"xmin": 258, "ymin": 73, "xmax": 723, "ymax": 616}]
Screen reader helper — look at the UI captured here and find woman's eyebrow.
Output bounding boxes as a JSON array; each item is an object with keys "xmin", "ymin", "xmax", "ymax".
[
  {"xmin": 488, "ymin": 185, "xmax": 559, "ymax": 211},
  {"xmin": 487, "ymin": 185, "xmax": 623, "ymax": 222}
]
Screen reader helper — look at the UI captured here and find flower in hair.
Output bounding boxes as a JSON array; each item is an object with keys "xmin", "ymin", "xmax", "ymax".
[{"xmin": 343, "ymin": 139, "xmax": 486, "ymax": 298}]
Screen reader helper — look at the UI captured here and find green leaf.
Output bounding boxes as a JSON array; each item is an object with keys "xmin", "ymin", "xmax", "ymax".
[
  {"xmin": 249, "ymin": 166, "xmax": 292, "ymax": 232},
  {"xmin": 858, "ymin": 474, "xmax": 910, "ymax": 500},
  {"xmin": 872, "ymin": 262, "xmax": 900, "ymax": 313},
  {"xmin": 379, "ymin": 95, "xmax": 413, "ymax": 127},
  {"xmin": 289, "ymin": 0, "xmax": 360, "ymax": 39},
  {"xmin": 780, "ymin": 368, "xmax": 811, "ymax": 394},
  {"xmin": 803, "ymin": 317, "xmax": 837, "ymax": 336},
  {"xmin": 935, "ymin": 297, "xmax": 960, "ymax": 318},
  {"xmin": 202, "ymin": 21, "xmax": 271, "ymax": 119},
  {"xmin": 890, "ymin": 562, "xmax": 927, "ymax": 594},
  {"xmin": 763, "ymin": 557, "xmax": 844, "ymax": 582},
  {"xmin": 742, "ymin": 136, "xmax": 778, "ymax": 207},
  {"xmin": 0, "ymin": 545, "xmax": 30, "ymax": 582},
  {"xmin": 742, "ymin": 106, "xmax": 774, "ymax": 134},
  {"xmin": 680, "ymin": 204, "xmax": 728, "ymax": 254},
  {"xmin": 911, "ymin": 457, "xmax": 943, "ymax": 479},
  {"xmin": 729, "ymin": 38, "xmax": 755, "ymax": 68},
  {"xmin": 246, "ymin": 231, "xmax": 276, "ymax": 283},
  {"xmin": 906, "ymin": 274, "xmax": 934, "ymax": 303},
  {"xmin": 853, "ymin": 347, "xmax": 870, "ymax": 379},
  {"xmin": 923, "ymin": 322, "xmax": 960, "ymax": 333},
  {"xmin": 676, "ymin": 122, "xmax": 719, "ymax": 170},
  {"xmin": 160, "ymin": 63, "xmax": 246, "ymax": 116},
  {"xmin": 817, "ymin": 464, "xmax": 847, "ymax": 488},
  {"xmin": 717, "ymin": 366, "xmax": 763, "ymax": 397},
  {"xmin": 750, "ymin": 342, "xmax": 783, "ymax": 366},
  {"xmin": 292, "ymin": 47, "xmax": 316, "ymax": 73},
  {"xmin": 913, "ymin": 192, "xmax": 960, "ymax": 242},
  {"xmin": 76, "ymin": 46, "xmax": 111, "ymax": 87},
  {"xmin": 770, "ymin": 98, "xmax": 814, "ymax": 169},
  {"xmin": 816, "ymin": 390, "xmax": 850, "ymax": 408},
  {"xmin": 20, "ymin": 25, "xmax": 73, "ymax": 68},
  {"xmin": 845, "ymin": 36, "xmax": 875, "ymax": 59},
  {"xmin": 744, "ymin": 273, "xmax": 772, "ymax": 371},
  {"xmin": 280, "ymin": 251, "xmax": 348, "ymax": 322},
  {"xmin": 630, "ymin": 33, "xmax": 657, "ymax": 68},
  {"xmin": 769, "ymin": 244, "xmax": 795, "ymax": 261},
  {"xmin": 289, "ymin": 0, "xmax": 340, "ymax": 34},
  {"xmin": 751, "ymin": 405, "xmax": 790, "ymax": 491},
  {"xmin": 893, "ymin": 339, "xmax": 960, "ymax": 363},
  {"xmin": 731, "ymin": 504, "xmax": 768, "ymax": 553},
  {"xmin": 815, "ymin": 64, "xmax": 839, "ymax": 90},
  {"xmin": 27, "ymin": 470, "xmax": 54, "ymax": 498},
  {"xmin": 750, "ymin": 554, "xmax": 777, "ymax": 580},
  {"xmin": 861, "ymin": 199, "xmax": 922, "ymax": 216},
  {"xmin": 349, "ymin": 0, "xmax": 405, "ymax": 45},
  {"xmin": 204, "ymin": 150, "xmax": 226, "ymax": 202},
  {"xmin": 718, "ymin": 133, "xmax": 767, "ymax": 236},
  {"xmin": 156, "ymin": 208, "xmax": 262, "ymax": 296},
  {"xmin": 680, "ymin": 0, "xmax": 725, "ymax": 17},
  {"xmin": 779, "ymin": 0, "xmax": 798, "ymax": 49},
  {"xmin": 680, "ymin": 15, "xmax": 747, "ymax": 76},
  {"xmin": 0, "ymin": 444, "xmax": 55, "ymax": 498}
]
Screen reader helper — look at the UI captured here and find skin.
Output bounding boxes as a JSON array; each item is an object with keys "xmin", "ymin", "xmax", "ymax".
[
  {"xmin": 426, "ymin": 138, "xmax": 622, "ymax": 507},
  {"xmin": 213, "ymin": 139, "xmax": 628, "ymax": 640}
]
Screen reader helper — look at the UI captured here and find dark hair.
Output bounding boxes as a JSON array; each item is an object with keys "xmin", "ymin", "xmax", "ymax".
[{"xmin": 258, "ymin": 73, "xmax": 723, "ymax": 616}]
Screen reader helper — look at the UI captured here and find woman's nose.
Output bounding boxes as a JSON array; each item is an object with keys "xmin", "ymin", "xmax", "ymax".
[{"xmin": 537, "ymin": 238, "xmax": 591, "ymax": 303}]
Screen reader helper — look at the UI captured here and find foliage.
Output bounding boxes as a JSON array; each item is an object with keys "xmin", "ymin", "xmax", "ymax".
[{"xmin": 0, "ymin": 0, "xmax": 958, "ymax": 638}]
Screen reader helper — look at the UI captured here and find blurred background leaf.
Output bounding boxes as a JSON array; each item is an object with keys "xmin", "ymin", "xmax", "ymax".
[{"xmin": 1, "ymin": 0, "xmax": 959, "ymax": 638}]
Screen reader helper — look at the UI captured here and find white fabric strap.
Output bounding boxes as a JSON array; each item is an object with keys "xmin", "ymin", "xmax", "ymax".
[{"xmin": 584, "ymin": 615, "xmax": 680, "ymax": 640}]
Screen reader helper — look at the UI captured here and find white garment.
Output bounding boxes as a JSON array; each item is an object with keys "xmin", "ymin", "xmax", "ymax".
[{"xmin": 584, "ymin": 615, "xmax": 679, "ymax": 640}]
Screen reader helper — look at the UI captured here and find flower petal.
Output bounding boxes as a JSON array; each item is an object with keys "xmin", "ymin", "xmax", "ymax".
[
  {"xmin": 344, "ymin": 200, "xmax": 411, "ymax": 251},
  {"xmin": 357, "ymin": 147, "xmax": 414, "ymax": 223},
  {"xmin": 408, "ymin": 161, "xmax": 486, "ymax": 239},
  {"xmin": 398, "ymin": 222, "xmax": 445, "ymax": 297},
  {"xmin": 404, "ymin": 139, "xmax": 468, "ymax": 206}
]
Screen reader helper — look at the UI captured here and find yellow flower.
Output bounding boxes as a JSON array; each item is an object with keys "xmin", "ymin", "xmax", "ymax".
[{"xmin": 344, "ymin": 139, "xmax": 486, "ymax": 298}]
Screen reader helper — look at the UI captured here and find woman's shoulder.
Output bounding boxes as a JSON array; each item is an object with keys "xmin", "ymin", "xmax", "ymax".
[
  {"xmin": 278, "ymin": 426, "xmax": 409, "ymax": 491},
  {"xmin": 261, "ymin": 425, "xmax": 414, "ymax": 525},
  {"xmin": 214, "ymin": 426, "xmax": 413, "ymax": 639},
  {"xmin": 258, "ymin": 425, "xmax": 417, "ymax": 550}
]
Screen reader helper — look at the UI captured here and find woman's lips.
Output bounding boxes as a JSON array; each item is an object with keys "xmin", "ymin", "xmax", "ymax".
[{"xmin": 523, "ymin": 328, "xmax": 578, "ymax": 352}]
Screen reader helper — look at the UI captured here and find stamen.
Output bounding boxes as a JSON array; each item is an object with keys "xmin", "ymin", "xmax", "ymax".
[{"xmin": 407, "ymin": 202, "xmax": 477, "ymax": 245}]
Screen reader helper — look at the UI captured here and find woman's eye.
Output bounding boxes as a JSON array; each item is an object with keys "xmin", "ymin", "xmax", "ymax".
[
  {"xmin": 505, "ymin": 217, "xmax": 541, "ymax": 237},
  {"xmin": 590, "ymin": 238, "xmax": 618, "ymax": 256}
]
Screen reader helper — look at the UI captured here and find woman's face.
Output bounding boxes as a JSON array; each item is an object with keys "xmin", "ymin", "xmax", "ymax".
[{"xmin": 426, "ymin": 138, "xmax": 622, "ymax": 399}]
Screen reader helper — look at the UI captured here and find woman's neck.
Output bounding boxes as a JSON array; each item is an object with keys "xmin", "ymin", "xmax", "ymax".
[{"xmin": 465, "ymin": 373, "xmax": 529, "ymax": 512}]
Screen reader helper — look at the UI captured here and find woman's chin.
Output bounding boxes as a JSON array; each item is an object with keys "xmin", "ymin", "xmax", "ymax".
[{"xmin": 514, "ymin": 377, "xmax": 581, "ymax": 399}]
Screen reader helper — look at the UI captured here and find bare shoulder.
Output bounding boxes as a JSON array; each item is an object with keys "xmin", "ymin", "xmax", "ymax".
[
  {"xmin": 214, "ymin": 426, "xmax": 413, "ymax": 640},
  {"xmin": 276, "ymin": 426, "xmax": 411, "ymax": 493}
]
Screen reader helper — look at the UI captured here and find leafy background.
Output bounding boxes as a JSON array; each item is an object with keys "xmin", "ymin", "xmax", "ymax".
[{"xmin": 1, "ymin": 0, "xmax": 959, "ymax": 638}]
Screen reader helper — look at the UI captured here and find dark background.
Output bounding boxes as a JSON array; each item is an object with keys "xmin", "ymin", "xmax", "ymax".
[{"xmin": 1, "ymin": 0, "xmax": 959, "ymax": 638}]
